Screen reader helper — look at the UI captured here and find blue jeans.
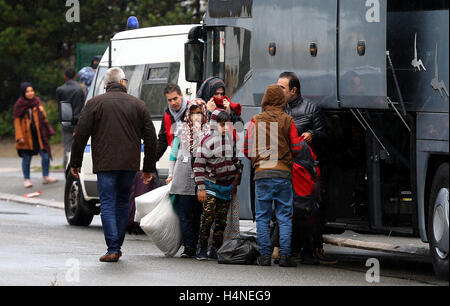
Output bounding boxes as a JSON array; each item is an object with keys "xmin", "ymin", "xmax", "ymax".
[
  {"xmin": 255, "ymin": 178, "xmax": 293, "ymax": 257},
  {"xmin": 97, "ymin": 171, "xmax": 136, "ymax": 254},
  {"xmin": 21, "ymin": 150, "xmax": 50, "ymax": 179}
]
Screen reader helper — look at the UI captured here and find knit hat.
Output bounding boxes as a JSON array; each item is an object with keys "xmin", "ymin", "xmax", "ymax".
[{"xmin": 261, "ymin": 84, "xmax": 286, "ymax": 111}]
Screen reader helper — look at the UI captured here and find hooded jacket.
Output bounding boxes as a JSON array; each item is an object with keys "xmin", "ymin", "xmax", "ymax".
[{"xmin": 244, "ymin": 84, "xmax": 302, "ymax": 180}]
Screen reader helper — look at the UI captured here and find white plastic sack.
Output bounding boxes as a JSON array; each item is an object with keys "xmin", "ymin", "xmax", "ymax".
[
  {"xmin": 139, "ymin": 192, "xmax": 182, "ymax": 257},
  {"xmin": 135, "ymin": 182, "xmax": 172, "ymax": 223}
]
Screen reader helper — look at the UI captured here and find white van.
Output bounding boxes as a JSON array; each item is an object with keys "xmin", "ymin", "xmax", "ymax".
[{"xmin": 64, "ymin": 24, "xmax": 201, "ymax": 226}]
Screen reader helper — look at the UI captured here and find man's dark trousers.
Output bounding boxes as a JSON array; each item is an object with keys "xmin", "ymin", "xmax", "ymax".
[{"xmin": 97, "ymin": 171, "xmax": 136, "ymax": 254}]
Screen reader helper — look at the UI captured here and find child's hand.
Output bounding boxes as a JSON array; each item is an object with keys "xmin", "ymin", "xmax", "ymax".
[{"xmin": 198, "ymin": 190, "xmax": 207, "ymax": 203}]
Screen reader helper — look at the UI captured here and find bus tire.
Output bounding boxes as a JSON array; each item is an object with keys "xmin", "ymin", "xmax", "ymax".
[
  {"xmin": 428, "ymin": 162, "xmax": 449, "ymax": 280},
  {"xmin": 64, "ymin": 172, "xmax": 94, "ymax": 226}
]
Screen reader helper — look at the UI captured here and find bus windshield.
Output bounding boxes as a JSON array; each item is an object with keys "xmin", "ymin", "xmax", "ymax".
[{"xmin": 205, "ymin": 26, "xmax": 252, "ymax": 100}]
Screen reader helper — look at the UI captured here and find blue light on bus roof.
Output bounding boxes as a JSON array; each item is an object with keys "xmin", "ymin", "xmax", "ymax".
[{"xmin": 127, "ymin": 16, "xmax": 139, "ymax": 30}]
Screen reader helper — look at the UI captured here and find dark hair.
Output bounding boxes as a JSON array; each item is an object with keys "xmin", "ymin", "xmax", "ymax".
[
  {"xmin": 91, "ymin": 55, "xmax": 101, "ymax": 66},
  {"xmin": 189, "ymin": 104, "xmax": 201, "ymax": 112},
  {"xmin": 164, "ymin": 83, "xmax": 182, "ymax": 95},
  {"xmin": 216, "ymin": 111, "xmax": 231, "ymax": 123},
  {"xmin": 279, "ymin": 71, "xmax": 301, "ymax": 96},
  {"xmin": 64, "ymin": 67, "xmax": 77, "ymax": 79}
]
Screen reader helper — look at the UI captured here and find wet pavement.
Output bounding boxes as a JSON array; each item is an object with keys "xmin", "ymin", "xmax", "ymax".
[{"xmin": 0, "ymin": 200, "xmax": 447, "ymax": 286}]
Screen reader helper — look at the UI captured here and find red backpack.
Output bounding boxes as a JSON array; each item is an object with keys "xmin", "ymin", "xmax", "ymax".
[{"xmin": 292, "ymin": 139, "xmax": 321, "ymax": 226}]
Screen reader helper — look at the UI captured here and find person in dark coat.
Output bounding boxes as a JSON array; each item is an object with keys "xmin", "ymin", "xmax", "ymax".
[
  {"xmin": 56, "ymin": 67, "xmax": 85, "ymax": 167},
  {"xmin": 277, "ymin": 71, "xmax": 336, "ymax": 265},
  {"xmin": 70, "ymin": 67, "xmax": 158, "ymax": 263},
  {"xmin": 14, "ymin": 82, "xmax": 57, "ymax": 188}
]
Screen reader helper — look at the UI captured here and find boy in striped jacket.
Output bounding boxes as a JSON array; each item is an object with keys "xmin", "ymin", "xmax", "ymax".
[{"xmin": 194, "ymin": 109, "xmax": 242, "ymax": 260}]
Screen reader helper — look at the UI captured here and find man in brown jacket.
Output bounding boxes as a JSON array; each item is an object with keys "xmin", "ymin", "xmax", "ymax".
[{"xmin": 69, "ymin": 67, "xmax": 157, "ymax": 262}]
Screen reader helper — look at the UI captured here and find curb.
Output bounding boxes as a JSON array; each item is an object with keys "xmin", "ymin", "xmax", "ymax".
[
  {"xmin": 322, "ymin": 236, "xmax": 430, "ymax": 257},
  {"xmin": 0, "ymin": 192, "xmax": 64, "ymax": 210}
]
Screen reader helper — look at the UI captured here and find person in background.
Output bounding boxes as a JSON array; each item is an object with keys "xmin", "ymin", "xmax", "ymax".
[
  {"xmin": 194, "ymin": 110, "xmax": 242, "ymax": 261},
  {"xmin": 157, "ymin": 84, "xmax": 188, "ymax": 162},
  {"xmin": 244, "ymin": 84, "xmax": 302, "ymax": 267},
  {"xmin": 69, "ymin": 67, "xmax": 157, "ymax": 263},
  {"xmin": 166, "ymin": 99, "xmax": 210, "ymax": 258},
  {"xmin": 56, "ymin": 67, "xmax": 85, "ymax": 167},
  {"xmin": 14, "ymin": 82, "xmax": 57, "ymax": 188},
  {"xmin": 78, "ymin": 55, "xmax": 102, "ymax": 96}
]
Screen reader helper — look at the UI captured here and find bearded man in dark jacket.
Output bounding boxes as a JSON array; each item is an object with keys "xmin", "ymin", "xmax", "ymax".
[{"xmin": 277, "ymin": 71, "xmax": 336, "ymax": 265}]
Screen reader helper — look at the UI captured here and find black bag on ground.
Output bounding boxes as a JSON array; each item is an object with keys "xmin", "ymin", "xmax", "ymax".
[{"xmin": 217, "ymin": 233, "xmax": 260, "ymax": 265}]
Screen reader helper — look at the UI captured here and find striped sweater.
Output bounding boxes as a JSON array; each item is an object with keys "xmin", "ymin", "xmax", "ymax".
[{"xmin": 194, "ymin": 111, "xmax": 242, "ymax": 191}]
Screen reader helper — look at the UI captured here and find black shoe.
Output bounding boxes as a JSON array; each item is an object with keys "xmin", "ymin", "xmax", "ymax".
[
  {"xmin": 257, "ymin": 255, "xmax": 272, "ymax": 266},
  {"xmin": 279, "ymin": 255, "xmax": 297, "ymax": 267},
  {"xmin": 300, "ymin": 253, "xmax": 320, "ymax": 265},
  {"xmin": 181, "ymin": 247, "xmax": 196, "ymax": 258}
]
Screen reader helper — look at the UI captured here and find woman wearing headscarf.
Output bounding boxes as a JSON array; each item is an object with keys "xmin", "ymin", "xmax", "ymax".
[
  {"xmin": 166, "ymin": 98, "xmax": 210, "ymax": 258},
  {"xmin": 14, "ymin": 82, "xmax": 57, "ymax": 188},
  {"xmin": 196, "ymin": 77, "xmax": 243, "ymax": 125},
  {"xmin": 196, "ymin": 77, "xmax": 243, "ymax": 245}
]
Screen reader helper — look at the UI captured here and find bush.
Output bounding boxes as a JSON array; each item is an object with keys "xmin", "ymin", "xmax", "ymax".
[{"xmin": 0, "ymin": 107, "xmax": 14, "ymax": 139}]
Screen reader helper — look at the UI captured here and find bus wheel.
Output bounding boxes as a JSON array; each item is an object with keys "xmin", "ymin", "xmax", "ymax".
[
  {"xmin": 64, "ymin": 172, "xmax": 94, "ymax": 226},
  {"xmin": 428, "ymin": 162, "xmax": 449, "ymax": 280}
]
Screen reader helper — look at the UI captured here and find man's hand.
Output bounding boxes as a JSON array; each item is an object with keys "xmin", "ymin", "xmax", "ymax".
[
  {"xmin": 141, "ymin": 172, "xmax": 154, "ymax": 185},
  {"xmin": 206, "ymin": 98, "xmax": 216, "ymax": 113},
  {"xmin": 71, "ymin": 167, "xmax": 81, "ymax": 179},
  {"xmin": 18, "ymin": 138, "xmax": 25, "ymax": 145},
  {"xmin": 301, "ymin": 132, "xmax": 313, "ymax": 144},
  {"xmin": 166, "ymin": 176, "xmax": 173, "ymax": 184},
  {"xmin": 197, "ymin": 190, "xmax": 207, "ymax": 203}
]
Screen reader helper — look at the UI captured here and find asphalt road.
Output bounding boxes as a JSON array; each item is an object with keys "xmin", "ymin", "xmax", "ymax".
[{"xmin": 0, "ymin": 200, "xmax": 446, "ymax": 286}]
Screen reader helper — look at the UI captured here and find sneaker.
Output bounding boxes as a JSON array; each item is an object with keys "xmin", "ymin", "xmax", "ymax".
[
  {"xmin": 208, "ymin": 247, "xmax": 218, "ymax": 260},
  {"xmin": 279, "ymin": 255, "xmax": 297, "ymax": 267},
  {"xmin": 257, "ymin": 255, "xmax": 272, "ymax": 266},
  {"xmin": 300, "ymin": 252, "xmax": 320, "ymax": 265},
  {"xmin": 196, "ymin": 246, "xmax": 208, "ymax": 261},
  {"xmin": 314, "ymin": 248, "xmax": 338, "ymax": 265}
]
